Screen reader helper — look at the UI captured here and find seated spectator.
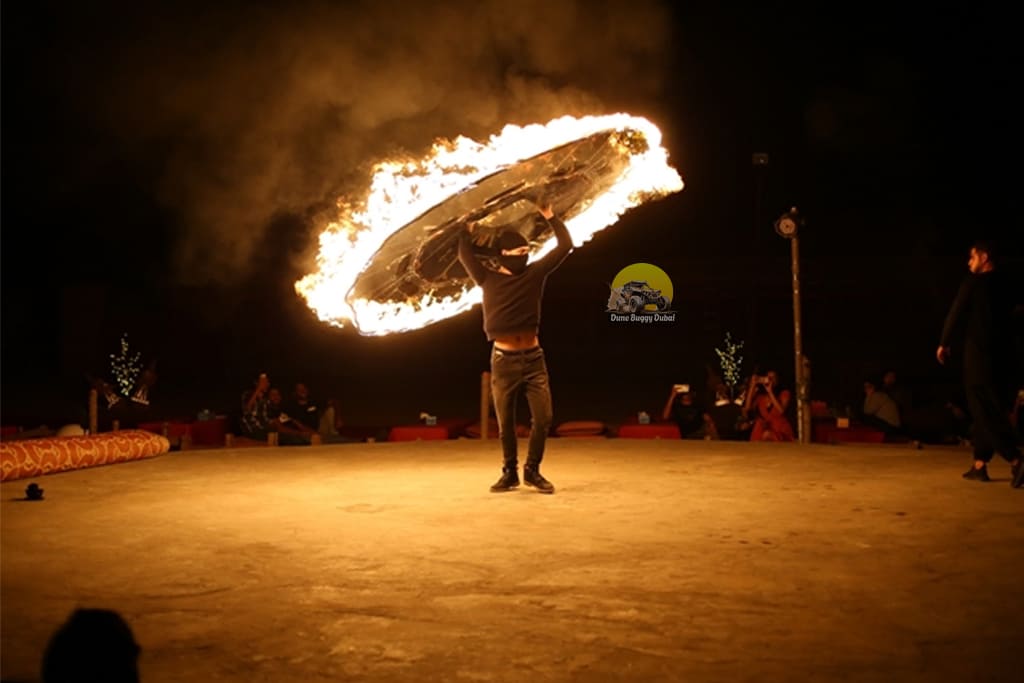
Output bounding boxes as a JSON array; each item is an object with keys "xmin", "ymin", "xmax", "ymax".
[
  {"xmin": 880, "ymin": 369, "xmax": 912, "ymax": 423},
  {"xmin": 707, "ymin": 383, "xmax": 745, "ymax": 440},
  {"xmin": 240, "ymin": 372, "xmax": 271, "ymax": 440},
  {"xmin": 285, "ymin": 382, "xmax": 323, "ymax": 433},
  {"xmin": 662, "ymin": 384, "xmax": 711, "ymax": 439},
  {"xmin": 286, "ymin": 383, "xmax": 360, "ymax": 443},
  {"xmin": 267, "ymin": 387, "xmax": 316, "ymax": 445},
  {"xmin": 743, "ymin": 370, "xmax": 794, "ymax": 442},
  {"xmin": 862, "ymin": 380, "xmax": 901, "ymax": 435}
]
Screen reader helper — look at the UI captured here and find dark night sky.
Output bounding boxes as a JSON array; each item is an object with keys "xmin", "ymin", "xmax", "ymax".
[{"xmin": 2, "ymin": 1, "xmax": 1021, "ymax": 426}]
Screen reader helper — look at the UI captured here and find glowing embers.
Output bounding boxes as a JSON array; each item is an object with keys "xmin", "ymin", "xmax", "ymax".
[{"xmin": 296, "ymin": 114, "xmax": 683, "ymax": 336}]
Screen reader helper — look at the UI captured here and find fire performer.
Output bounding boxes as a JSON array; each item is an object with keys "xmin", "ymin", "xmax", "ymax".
[
  {"xmin": 937, "ymin": 240, "xmax": 1023, "ymax": 487},
  {"xmin": 458, "ymin": 202, "xmax": 573, "ymax": 493}
]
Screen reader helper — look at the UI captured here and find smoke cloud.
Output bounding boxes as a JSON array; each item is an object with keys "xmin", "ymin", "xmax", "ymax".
[{"xmin": 55, "ymin": 0, "xmax": 675, "ymax": 284}]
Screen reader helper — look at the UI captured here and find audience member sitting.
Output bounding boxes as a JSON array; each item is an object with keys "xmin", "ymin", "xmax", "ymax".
[
  {"xmin": 707, "ymin": 383, "xmax": 745, "ymax": 440},
  {"xmin": 284, "ymin": 382, "xmax": 323, "ymax": 433},
  {"xmin": 662, "ymin": 384, "xmax": 712, "ymax": 439},
  {"xmin": 286, "ymin": 382, "xmax": 360, "ymax": 443},
  {"xmin": 240, "ymin": 372, "xmax": 271, "ymax": 440},
  {"xmin": 267, "ymin": 387, "xmax": 316, "ymax": 445},
  {"xmin": 880, "ymin": 369, "xmax": 912, "ymax": 424},
  {"xmin": 742, "ymin": 370, "xmax": 794, "ymax": 442},
  {"xmin": 862, "ymin": 379, "xmax": 901, "ymax": 435}
]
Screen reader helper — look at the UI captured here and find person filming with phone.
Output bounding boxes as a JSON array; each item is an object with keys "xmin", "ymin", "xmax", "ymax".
[
  {"xmin": 742, "ymin": 370, "xmax": 794, "ymax": 442},
  {"xmin": 662, "ymin": 383, "xmax": 712, "ymax": 439}
]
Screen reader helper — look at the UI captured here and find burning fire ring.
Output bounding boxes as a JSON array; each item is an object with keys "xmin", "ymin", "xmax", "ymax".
[{"xmin": 296, "ymin": 114, "xmax": 683, "ymax": 336}]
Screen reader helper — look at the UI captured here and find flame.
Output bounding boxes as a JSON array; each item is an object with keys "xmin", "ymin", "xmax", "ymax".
[{"xmin": 295, "ymin": 113, "xmax": 683, "ymax": 335}]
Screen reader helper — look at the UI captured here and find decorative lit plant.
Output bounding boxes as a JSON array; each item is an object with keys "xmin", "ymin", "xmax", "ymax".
[
  {"xmin": 109, "ymin": 333, "xmax": 142, "ymax": 397},
  {"xmin": 714, "ymin": 332, "xmax": 744, "ymax": 398}
]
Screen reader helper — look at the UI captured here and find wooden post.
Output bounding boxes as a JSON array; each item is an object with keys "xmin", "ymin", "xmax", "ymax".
[
  {"xmin": 480, "ymin": 371, "xmax": 490, "ymax": 440},
  {"xmin": 790, "ymin": 235, "xmax": 809, "ymax": 444},
  {"xmin": 88, "ymin": 389, "xmax": 98, "ymax": 435},
  {"xmin": 111, "ymin": 419, "xmax": 120, "ymax": 432},
  {"xmin": 800, "ymin": 354, "xmax": 813, "ymax": 443}
]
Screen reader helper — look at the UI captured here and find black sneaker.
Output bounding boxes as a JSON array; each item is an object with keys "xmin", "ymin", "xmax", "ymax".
[
  {"xmin": 490, "ymin": 468, "xmax": 519, "ymax": 493},
  {"xmin": 962, "ymin": 465, "xmax": 991, "ymax": 482},
  {"xmin": 523, "ymin": 467, "xmax": 555, "ymax": 494},
  {"xmin": 1011, "ymin": 460, "xmax": 1024, "ymax": 489}
]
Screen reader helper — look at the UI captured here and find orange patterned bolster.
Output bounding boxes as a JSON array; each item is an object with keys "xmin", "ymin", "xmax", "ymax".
[{"xmin": 0, "ymin": 430, "xmax": 171, "ymax": 482}]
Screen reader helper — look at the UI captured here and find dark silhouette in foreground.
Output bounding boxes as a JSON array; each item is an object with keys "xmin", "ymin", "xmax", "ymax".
[{"xmin": 41, "ymin": 608, "xmax": 140, "ymax": 683}]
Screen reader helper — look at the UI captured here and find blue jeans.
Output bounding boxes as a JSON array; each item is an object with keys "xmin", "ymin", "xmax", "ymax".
[{"xmin": 490, "ymin": 346, "xmax": 553, "ymax": 469}]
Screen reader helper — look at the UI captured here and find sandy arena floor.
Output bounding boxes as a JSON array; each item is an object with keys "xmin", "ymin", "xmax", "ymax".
[{"xmin": 2, "ymin": 439, "xmax": 1022, "ymax": 682}]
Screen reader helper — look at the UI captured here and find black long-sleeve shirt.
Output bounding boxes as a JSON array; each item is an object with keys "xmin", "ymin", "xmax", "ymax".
[
  {"xmin": 940, "ymin": 270, "xmax": 1016, "ymax": 382},
  {"xmin": 457, "ymin": 216, "xmax": 573, "ymax": 341}
]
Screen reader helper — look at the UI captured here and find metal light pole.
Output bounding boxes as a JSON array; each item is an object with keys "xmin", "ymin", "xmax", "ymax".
[{"xmin": 774, "ymin": 207, "xmax": 810, "ymax": 444}]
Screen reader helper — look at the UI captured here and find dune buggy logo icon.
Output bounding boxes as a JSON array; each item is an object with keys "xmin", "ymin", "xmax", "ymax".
[{"xmin": 606, "ymin": 263, "xmax": 676, "ymax": 323}]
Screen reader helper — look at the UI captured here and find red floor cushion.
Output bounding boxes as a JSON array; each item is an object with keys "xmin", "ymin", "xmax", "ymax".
[
  {"xmin": 617, "ymin": 423, "xmax": 681, "ymax": 439},
  {"xmin": 815, "ymin": 423, "xmax": 886, "ymax": 444},
  {"xmin": 1, "ymin": 430, "xmax": 171, "ymax": 482},
  {"xmin": 387, "ymin": 425, "xmax": 450, "ymax": 441},
  {"xmin": 555, "ymin": 421, "xmax": 607, "ymax": 437},
  {"xmin": 190, "ymin": 417, "xmax": 228, "ymax": 446}
]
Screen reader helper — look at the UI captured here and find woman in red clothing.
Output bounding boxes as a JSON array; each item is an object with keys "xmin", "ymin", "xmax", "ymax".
[{"xmin": 742, "ymin": 371, "xmax": 794, "ymax": 442}]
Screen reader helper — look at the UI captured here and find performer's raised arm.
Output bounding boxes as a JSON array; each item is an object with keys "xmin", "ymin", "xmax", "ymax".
[
  {"xmin": 532, "ymin": 204, "xmax": 574, "ymax": 274},
  {"xmin": 457, "ymin": 224, "xmax": 489, "ymax": 286}
]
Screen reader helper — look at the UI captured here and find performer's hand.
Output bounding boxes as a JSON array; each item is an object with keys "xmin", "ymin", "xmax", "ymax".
[
  {"xmin": 538, "ymin": 203, "xmax": 554, "ymax": 220},
  {"xmin": 936, "ymin": 345, "xmax": 950, "ymax": 365}
]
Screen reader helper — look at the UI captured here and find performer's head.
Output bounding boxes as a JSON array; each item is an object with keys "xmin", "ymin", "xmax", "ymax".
[
  {"xmin": 968, "ymin": 240, "xmax": 996, "ymax": 274},
  {"xmin": 498, "ymin": 231, "xmax": 529, "ymax": 275}
]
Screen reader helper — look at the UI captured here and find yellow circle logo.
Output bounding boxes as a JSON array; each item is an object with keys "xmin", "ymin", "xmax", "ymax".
[{"xmin": 607, "ymin": 263, "xmax": 674, "ymax": 313}]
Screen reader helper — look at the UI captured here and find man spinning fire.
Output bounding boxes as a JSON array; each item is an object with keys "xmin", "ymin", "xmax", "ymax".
[{"xmin": 458, "ymin": 202, "xmax": 573, "ymax": 494}]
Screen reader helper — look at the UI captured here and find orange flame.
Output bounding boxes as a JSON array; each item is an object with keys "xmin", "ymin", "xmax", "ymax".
[{"xmin": 295, "ymin": 113, "xmax": 683, "ymax": 335}]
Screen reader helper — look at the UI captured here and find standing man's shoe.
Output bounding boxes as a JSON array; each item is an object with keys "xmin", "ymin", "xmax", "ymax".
[
  {"xmin": 962, "ymin": 464, "xmax": 991, "ymax": 482},
  {"xmin": 523, "ymin": 466, "xmax": 555, "ymax": 494},
  {"xmin": 490, "ymin": 468, "xmax": 520, "ymax": 492}
]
